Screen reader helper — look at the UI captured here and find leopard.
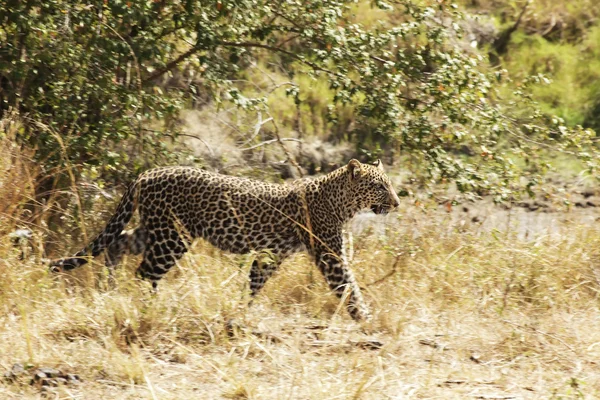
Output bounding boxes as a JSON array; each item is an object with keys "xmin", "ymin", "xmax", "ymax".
[{"xmin": 49, "ymin": 159, "xmax": 401, "ymax": 321}]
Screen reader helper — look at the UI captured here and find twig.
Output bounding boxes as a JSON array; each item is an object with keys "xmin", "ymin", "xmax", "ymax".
[
  {"xmin": 177, "ymin": 133, "xmax": 215, "ymax": 158},
  {"xmin": 239, "ymin": 112, "xmax": 273, "ymax": 147},
  {"xmin": 265, "ymin": 112, "xmax": 304, "ymax": 177},
  {"xmin": 267, "ymin": 81, "xmax": 296, "ymax": 95},
  {"xmin": 367, "ymin": 254, "xmax": 403, "ymax": 286},
  {"xmin": 96, "ymin": 379, "xmax": 150, "ymax": 388},
  {"xmin": 540, "ymin": 14, "xmax": 557, "ymax": 37},
  {"xmin": 501, "ymin": 319, "xmax": 577, "ymax": 353},
  {"xmin": 209, "ymin": 109, "xmax": 247, "ymax": 137},
  {"xmin": 471, "ymin": 103, "xmax": 580, "ymax": 156},
  {"xmin": 239, "ymin": 137, "xmax": 301, "ymax": 151}
]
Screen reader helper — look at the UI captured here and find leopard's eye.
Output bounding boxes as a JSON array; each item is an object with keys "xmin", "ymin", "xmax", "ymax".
[{"xmin": 377, "ymin": 182, "xmax": 387, "ymax": 191}]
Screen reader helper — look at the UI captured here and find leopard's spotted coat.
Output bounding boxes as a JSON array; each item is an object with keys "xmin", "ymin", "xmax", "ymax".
[{"xmin": 50, "ymin": 159, "xmax": 400, "ymax": 320}]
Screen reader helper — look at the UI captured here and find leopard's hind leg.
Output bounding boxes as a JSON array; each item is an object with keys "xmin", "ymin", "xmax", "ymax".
[
  {"xmin": 105, "ymin": 226, "xmax": 147, "ymax": 287},
  {"xmin": 135, "ymin": 222, "xmax": 189, "ymax": 290}
]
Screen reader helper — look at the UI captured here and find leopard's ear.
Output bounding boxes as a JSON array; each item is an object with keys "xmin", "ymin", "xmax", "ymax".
[
  {"xmin": 348, "ymin": 159, "xmax": 363, "ymax": 180},
  {"xmin": 373, "ymin": 159, "xmax": 384, "ymax": 171}
]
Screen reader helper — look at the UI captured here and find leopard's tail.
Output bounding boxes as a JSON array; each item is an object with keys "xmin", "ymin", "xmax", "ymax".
[{"xmin": 49, "ymin": 181, "xmax": 140, "ymax": 272}]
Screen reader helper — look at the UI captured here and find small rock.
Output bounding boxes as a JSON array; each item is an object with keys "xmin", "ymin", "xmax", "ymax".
[
  {"xmin": 37, "ymin": 368, "xmax": 61, "ymax": 378},
  {"xmin": 3, "ymin": 363, "xmax": 27, "ymax": 382},
  {"xmin": 66, "ymin": 373, "xmax": 81, "ymax": 382},
  {"xmin": 47, "ymin": 378, "xmax": 59, "ymax": 387},
  {"xmin": 55, "ymin": 377, "xmax": 68, "ymax": 385},
  {"xmin": 33, "ymin": 371, "xmax": 47, "ymax": 382},
  {"xmin": 11, "ymin": 363, "xmax": 25, "ymax": 375},
  {"xmin": 352, "ymin": 339, "xmax": 384, "ymax": 350},
  {"xmin": 582, "ymin": 190, "xmax": 595, "ymax": 198},
  {"xmin": 419, "ymin": 338, "xmax": 451, "ymax": 350}
]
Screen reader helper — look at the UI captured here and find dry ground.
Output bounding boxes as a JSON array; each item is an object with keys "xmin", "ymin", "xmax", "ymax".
[{"xmin": 2, "ymin": 202, "xmax": 600, "ymax": 399}]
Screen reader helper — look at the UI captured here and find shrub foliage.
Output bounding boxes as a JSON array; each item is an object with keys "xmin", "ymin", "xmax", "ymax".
[{"xmin": 0, "ymin": 0, "xmax": 597, "ymax": 200}]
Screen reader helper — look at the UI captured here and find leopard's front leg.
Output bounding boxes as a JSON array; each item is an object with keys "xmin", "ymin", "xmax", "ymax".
[{"xmin": 311, "ymin": 233, "xmax": 371, "ymax": 321}]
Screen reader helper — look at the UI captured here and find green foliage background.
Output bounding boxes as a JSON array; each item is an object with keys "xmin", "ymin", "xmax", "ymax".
[{"xmin": 1, "ymin": 0, "xmax": 599, "ymax": 205}]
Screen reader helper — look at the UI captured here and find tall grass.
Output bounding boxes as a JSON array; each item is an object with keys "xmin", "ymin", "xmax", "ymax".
[
  {"xmin": 1, "ymin": 161, "xmax": 600, "ymax": 398},
  {"xmin": 0, "ymin": 115, "xmax": 36, "ymax": 236}
]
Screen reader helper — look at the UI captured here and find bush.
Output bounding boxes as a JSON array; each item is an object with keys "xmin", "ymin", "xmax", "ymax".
[{"xmin": 0, "ymin": 0, "xmax": 597, "ymax": 205}]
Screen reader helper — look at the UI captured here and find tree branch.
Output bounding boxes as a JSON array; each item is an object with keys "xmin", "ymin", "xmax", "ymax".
[
  {"xmin": 143, "ymin": 46, "xmax": 201, "ymax": 83},
  {"xmin": 492, "ymin": 0, "xmax": 530, "ymax": 55},
  {"xmin": 143, "ymin": 40, "xmax": 347, "ymax": 84},
  {"xmin": 215, "ymin": 41, "xmax": 346, "ymax": 78}
]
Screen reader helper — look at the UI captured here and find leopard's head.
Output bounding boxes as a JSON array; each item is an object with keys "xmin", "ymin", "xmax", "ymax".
[{"xmin": 346, "ymin": 159, "xmax": 401, "ymax": 215}]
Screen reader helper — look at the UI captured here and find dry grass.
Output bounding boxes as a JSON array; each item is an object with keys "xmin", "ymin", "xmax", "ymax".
[
  {"xmin": 0, "ymin": 116, "xmax": 36, "ymax": 234},
  {"xmin": 1, "ymin": 136, "xmax": 600, "ymax": 399}
]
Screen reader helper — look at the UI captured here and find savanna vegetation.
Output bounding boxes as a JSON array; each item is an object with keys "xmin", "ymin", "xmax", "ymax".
[{"xmin": 1, "ymin": 0, "xmax": 600, "ymax": 398}]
